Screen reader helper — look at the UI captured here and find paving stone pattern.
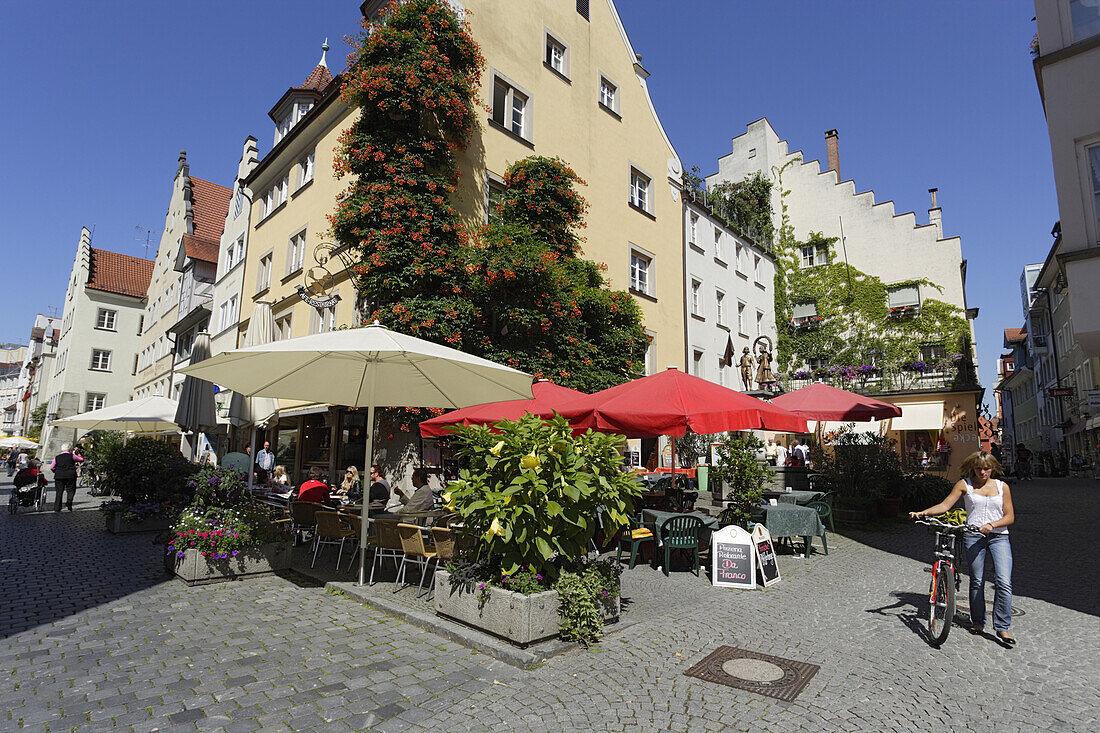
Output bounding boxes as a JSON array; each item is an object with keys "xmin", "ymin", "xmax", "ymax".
[{"xmin": 2, "ymin": 476, "xmax": 1098, "ymax": 731}]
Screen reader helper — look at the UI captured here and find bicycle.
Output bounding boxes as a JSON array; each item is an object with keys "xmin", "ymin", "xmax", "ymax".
[{"xmin": 914, "ymin": 517, "xmax": 983, "ymax": 646}]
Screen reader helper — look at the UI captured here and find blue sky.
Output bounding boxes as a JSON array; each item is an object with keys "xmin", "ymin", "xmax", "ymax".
[{"xmin": 1, "ymin": 1, "xmax": 1050, "ymax": 406}]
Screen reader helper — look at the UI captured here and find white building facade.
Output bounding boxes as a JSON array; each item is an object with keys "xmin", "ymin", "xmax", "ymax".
[{"xmin": 41, "ymin": 228, "xmax": 153, "ymax": 456}]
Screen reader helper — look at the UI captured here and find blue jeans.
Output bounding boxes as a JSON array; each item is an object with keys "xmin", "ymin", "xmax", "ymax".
[{"xmin": 963, "ymin": 532, "xmax": 1013, "ymax": 631}]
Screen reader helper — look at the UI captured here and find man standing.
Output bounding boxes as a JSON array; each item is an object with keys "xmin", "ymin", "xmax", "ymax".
[
  {"xmin": 50, "ymin": 443, "xmax": 82, "ymax": 512},
  {"xmin": 775, "ymin": 441, "xmax": 789, "ymax": 467},
  {"xmin": 256, "ymin": 441, "xmax": 276, "ymax": 476}
]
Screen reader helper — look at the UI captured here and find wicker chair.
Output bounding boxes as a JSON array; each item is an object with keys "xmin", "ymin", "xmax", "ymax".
[
  {"xmin": 311, "ymin": 511, "xmax": 357, "ymax": 569},
  {"xmin": 427, "ymin": 526, "xmax": 457, "ymax": 600},
  {"xmin": 395, "ymin": 523, "xmax": 437, "ymax": 598},
  {"xmin": 289, "ymin": 501, "xmax": 324, "ymax": 545},
  {"xmin": 368, "ymin": 518, "xmax": 403, "ymax": 585}
]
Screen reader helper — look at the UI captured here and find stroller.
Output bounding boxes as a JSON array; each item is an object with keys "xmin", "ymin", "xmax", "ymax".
[{"xmin": 9, "ymin": 467, "xmax": 48, "ymax": 514}]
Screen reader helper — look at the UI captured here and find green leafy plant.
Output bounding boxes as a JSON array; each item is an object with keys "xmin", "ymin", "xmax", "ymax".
[
  {"xmin": 97, "ymin": 436, "xmax": 194, "ymax": 514},
  {"xmin": 168, "ymin": 504, "xmax": 285, "ymax": 561},
  {"xmin": 26, "ymin": 404, "xmax": 47, "ymax": 441},
  {"xmin": 555, "ymin": 559, "xmax": 622, "ymax": 646},
  {"xmin": 711, "ymin": 433, "xmax": 772, "ymax": 526},
  {"xmin": 78, "ymin": 430, "xmax": 127, "ymax": 495},
  {"xmin": 899, "ymin": 470, "xmax": 954, "ymax": 513},
  {"xmin": 187, "ymin": 465, "xmax": 250, "ymax": 508},
  {"xmin": 811, "ymin": 429, "xmax": 902, "ymax": 507},
  {"xmin": 444, "ymin": 414, "xmax": 642, "ymax": 579}
]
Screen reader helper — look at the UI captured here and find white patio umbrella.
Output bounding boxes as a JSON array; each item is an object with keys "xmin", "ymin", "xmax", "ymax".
[
  {"xmin": 179, "ymin": 321, "xmax": 534, "ymax": 584},
  {"xmin": 228, "ymin": 303, "xmax": 280, "ymax": 492},
  {"xmin": 50, "ymin": 395, "xmax": 181, "ymax": 434},
  {"xmin": 174, "ymin": 333, "xmax": 218, "ymax": 461},
  {"xmin": 0, "ymin": 435, "xmax": 39, "ymax": 449}
]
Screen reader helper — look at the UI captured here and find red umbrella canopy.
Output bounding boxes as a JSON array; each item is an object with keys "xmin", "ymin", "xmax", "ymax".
[
  {"xmin": 419, "ymin": 380, "xmax": 587, "ymax": 438},
  {"xmin": 770, "ymin": 381, "xmax": 902, "ymax": 422},
  {"xmin": 544, "ymin": 367, "xmax": 809, "ymax": 438}
]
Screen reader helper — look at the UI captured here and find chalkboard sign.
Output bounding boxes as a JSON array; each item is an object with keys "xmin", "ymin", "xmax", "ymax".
[
  {"xmin": 711, "ymin": 525, "xmax": 756, "ymax": 589},
  {"xmin": 751, "ymin": 524, "xmax": 781, "ymax": 586}
]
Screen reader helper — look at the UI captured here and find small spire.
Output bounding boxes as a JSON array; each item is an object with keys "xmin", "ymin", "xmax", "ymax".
[{"xmin": 319, "ymin": 38, "xmax": 329, "ymax": 69}]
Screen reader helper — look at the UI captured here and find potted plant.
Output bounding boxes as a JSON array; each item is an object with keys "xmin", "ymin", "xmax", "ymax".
[
  {"xmin": 435, "ymin": 414, "xmax": 640, "ymax": 647},
  {"xmin": 710, "ymin": 433, "xmax": 772, "ymax": 528},
  {"xmin": 97, "ymin": 437, "xmax": 195, "ymax": 534},
  {"xmin": 812, "ymin": 429, "xmax": 900, "ymax": 523},
  {"xmin": 168, "ymin": 465, "xmax": 292, "ymax": 584}
]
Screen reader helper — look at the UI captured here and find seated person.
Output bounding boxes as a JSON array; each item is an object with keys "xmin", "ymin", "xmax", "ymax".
[
  {"xmin": 395, "ymin": 469, "xmax": 434, "ymax": 513},
  {"xmin": 13, "ymin": 460, "xmax": 48, "ymax": 490},
  {"xmin": 272, "ymin": 465, "xmax": 290, "ymax": 487},
  {"xmin": 296, "ymin": 466, "xmax": 329, "ymax": 504},
  {"xmin": 332, "ymin": 466, "xmax": 362, "ymax": 503},
  {"xmin": 369, "ymin": 464, "xmax": 392, "ymax": 511}
]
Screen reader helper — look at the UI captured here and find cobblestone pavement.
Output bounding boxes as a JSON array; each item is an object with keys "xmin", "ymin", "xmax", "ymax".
[{"xmin": 2, "ymin": 475, "xmax": 1098, "ymax": 731}]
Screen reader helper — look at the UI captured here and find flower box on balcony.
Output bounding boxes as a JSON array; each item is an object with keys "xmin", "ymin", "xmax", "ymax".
[
  {"xmin": 887, "ymin": 305, "xmax": 920, "ymax": 318},
  {"xmin": 789, "ymin": 316, "xmax": 823, "ymax": 331}
]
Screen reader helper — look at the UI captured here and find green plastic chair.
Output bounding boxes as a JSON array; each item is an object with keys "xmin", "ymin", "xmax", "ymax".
[
  {"xmin": 659, "ymin": 515, "xmax": 705, "ymax": 576},
  {"xmin": 807, "ymin": 491, "xmax": 835, "ymax": 533},
  {"xmin": 616, "ymin": 514, "xmax": 655, "ymax": 570}
]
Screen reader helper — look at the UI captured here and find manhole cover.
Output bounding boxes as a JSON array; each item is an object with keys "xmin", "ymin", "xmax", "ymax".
[
  {"xmin": 722, "ymin": 658, "xmax": 785, "ymax": 682},
  {"xmin": 685, "ymin": 646, "xmax": 819, "ymax": 702}
]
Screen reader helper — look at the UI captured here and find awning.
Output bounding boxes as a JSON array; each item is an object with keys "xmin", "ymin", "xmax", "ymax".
[
  {"xmin": 276, "ymin": 401, "xmax": 330, "ymax": 419},
  {"xmin": 887, "ymin": 402, "xmax": 945, "ymax": 432},
  {"xmin": 809, "ymin": 420, "xmax": 883, "ymax": 435},
  {"xmin": 1064, "ymin": 418, "xmax": 1087, "ymax": 436}
]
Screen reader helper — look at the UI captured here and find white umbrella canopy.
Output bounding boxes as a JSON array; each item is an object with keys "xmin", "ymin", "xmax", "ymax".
[
  {"xmin": 179, "ymin": 321, "xmax": 535, "ymax": 583},
  {"xmin": 50, "ymin": 395, "xmax": 181, "ymax": 434},
  {"xmin": 0, "ymin": 435, "xmax": 39, "ymax": 449},
  {"xmin": 228, "ymin": 303, "xmax": 279, "ymax": 429}
]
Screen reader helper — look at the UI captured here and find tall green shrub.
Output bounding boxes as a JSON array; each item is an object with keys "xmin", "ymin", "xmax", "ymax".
[
  {"xmin": 711, "ymin": 433, "xmax": 772, "ymax": 526},
  {"xmin": 100, "ymin": 437, "xmax": 194, "ymax": 507}
]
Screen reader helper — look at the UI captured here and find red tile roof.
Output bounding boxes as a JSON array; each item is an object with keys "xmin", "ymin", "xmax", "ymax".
[
  {"xmin": 1003, "ymin": 328, "xmax": 1026, "ymax": 345},
  {"xmin": 299, "ymin": 64, "xmax": 333, "ymax": 92},
  {"xmin": 86, "ymin": 248, "xmax": 154, "ymax": 299},
  {"xmin": 189, "ymin": 176, "xmax": 232, "ymax": 242},
  {"xmin": 182, "ymin": 233, "xmax": 220, "ymax": 264}
]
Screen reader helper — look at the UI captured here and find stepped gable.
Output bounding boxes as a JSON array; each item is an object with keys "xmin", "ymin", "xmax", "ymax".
[
  {"xmin": 181, "ymin": 233, "xmax": 220, "ymax": 264},
  {"xmin": 86, "ymin": 248, "xmax": 154, "ymax": 299},
  {"xmin": 189, "ymin": 177, "xmax": 232, "ymax": 241}
]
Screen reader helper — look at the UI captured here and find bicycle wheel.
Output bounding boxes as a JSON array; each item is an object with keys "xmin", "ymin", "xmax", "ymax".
[{"xmin": 928, "ymin": 562, "xmax": 955, "ymax": 645}]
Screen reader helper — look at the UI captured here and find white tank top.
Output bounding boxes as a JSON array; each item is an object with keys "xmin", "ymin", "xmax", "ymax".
[{"xmin": 963, "ymin": 479, "xmax": 1008, "ymax": 534}]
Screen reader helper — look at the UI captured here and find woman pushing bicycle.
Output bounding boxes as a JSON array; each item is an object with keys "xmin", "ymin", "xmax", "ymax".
[{"xmin": 910, "ymin": 450, "xmax": 1016, "ymax": 645}]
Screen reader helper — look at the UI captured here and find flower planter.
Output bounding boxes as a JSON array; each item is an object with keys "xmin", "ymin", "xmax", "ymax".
[
  {"xmin": 104, "ymin": 510, "xmax": 173, "ymax": 535},
  {"xmin": 834, "ymin": 507, "xmax": 869, "ymax": 525},
  {"xmin": 433, "ymin": 570, "xmax": 620, "ymax": 648},
  {"xmin": 173, "ymin": 541, "xmax": 293, "ymax": 586}
]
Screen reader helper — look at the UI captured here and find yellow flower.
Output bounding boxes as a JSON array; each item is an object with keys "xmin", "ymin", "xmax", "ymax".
[
  {"xmin": 521, "ymin": 452, "xmax": 540, "ymax": 470},
  {"xmin": 441, "ymin": 491, "xmax": 452, "ymax": 504},
  {"xmin": 488, "ymin": 517, "xmax": 504, "ymax": 536},
  {"xmin": 489, "ymin": 441, "xmax": 505, "ymax": 457}
]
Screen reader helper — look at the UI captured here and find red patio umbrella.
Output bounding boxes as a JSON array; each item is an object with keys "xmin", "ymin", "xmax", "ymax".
[
  {"xmin": 769, "ymin": 381, "xmax": 901, "ymax": 422},
  {"xmin": 543, "ymin": 367, "xmax": 809, "ymax": 438},
  {"xmin": 419, "ymin": 379, "xmax": 587, "ymax": 438}
]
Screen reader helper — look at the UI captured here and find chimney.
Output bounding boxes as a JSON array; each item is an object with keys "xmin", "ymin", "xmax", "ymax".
[
  {"xmin": 928, "ymin": 188, "xmax": 942, "ymax": 238},
  {"xmin": 824, "ymin": 129, "xmax": 839, "ymax": 181}
]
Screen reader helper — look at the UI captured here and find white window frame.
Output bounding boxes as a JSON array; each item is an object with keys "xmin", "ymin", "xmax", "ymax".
[
  {"xmin": 756, "ymin": 310, "xmax": 764, "ymax": 338},
  {"xmin": 287, "ymin": 228, "xmax": 307, "ymax": 275},
  {"xmin": 714, "ymin": 229, "xmax": 724, "ymax": 261},
  {"xmin": 630, "ymin": 250, "xmax": 651, "ymax": 295},
  {"xmin": 716, "ymin": 290, "xmax": 726, "ymax": 326},
  {"xmin": 753, "ymin": 255, "xmax": 762, "ymax": 283},
  {"xmin": 690, "ymin": 280, "xmax": 702, "ymax": 317},
  {"xmin": 643, "ymin": 331, "xmax": 657, "ymax": 376},
  {"xmin": 85, "ymin": 392, "xmax": 106, "ymax": 412},
  {"xmin": 275, "ymin": 314, "xmax": 293, "ymax": 341},
  {"xmin": 485, "ymin": 172, "xmax": 506, "ymax": 224},
  {"xmin": 225, "ymin": 235, "xmax": 245, "ymax": 272},
  {"xmin": 887, "ymin": 285, "xmax": 921, "ymax": 309},
  {"xmin": 599, "ymin": 75, "xmax": 618, "ymax": 114},
  {"xmin": 718, "ymin": 358, "xmax": 728, "ymax": 387},
  {"xmin": 735, "ymin": 244, "xmax": 744, "ymax": 273},
  {"xmin": 629, "ymin": 168, "xmax": 651, "ymax": 212},
  {"xmin": 95, "ymin": 308, "xmax": 117, "ymax": 331},
  {"xmin": 257, "ymin": 251, "xmax": 273, "ymax": 292},
  {"xmin": 736, "ymin": 300, "xmax": 746, "ymax": 335},
  {"xmin": 692, "ymin": 349, "xmax": 704, "ymax": 378},
  {"xmin": 689, "ymin": 213, "xmax": 698, "ymax": 246},
  {"xmin": 298, "ymin": 152, "xmax": 315, "ymax": 189},
  {"xmin": 310, "ymin": 304, "xmax": 338, "ymax": 334},
  {"xmin": 800, "ymin": 246, "xmax": 816, "ymax": 269},
  {"xmin": 544, "ymin": 31, "xmax": 568, "ymax": 77},
  {"xmin": 792, "ymin": 302, "xmax": 818, "ymax": 320},
  {"xmin": 90, "ymin": 349, "xmax": 111, "ymax": 372},
  {"xmin": 492, "ymin": 74, "xmax": 531, "ymax": 140}
]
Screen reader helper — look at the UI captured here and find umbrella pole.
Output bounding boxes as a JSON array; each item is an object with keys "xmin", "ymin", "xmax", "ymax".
[
  {"xmin": 358, "ymin": 362, "xmax": 378, "ymax": 586},
  {"xmin": 247, "ymin": 429, "xmax": 257, "ymax": 492}
]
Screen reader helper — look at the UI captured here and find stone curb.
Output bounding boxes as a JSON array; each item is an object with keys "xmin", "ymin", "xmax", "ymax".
[{"xmin": 321, "ymin": 578, "xmax": 642, "ymax": 670}]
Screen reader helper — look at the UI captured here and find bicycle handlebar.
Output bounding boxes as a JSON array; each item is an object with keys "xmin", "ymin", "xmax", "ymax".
[{"xmin": 913, "ymin": 517, "xmax": 983, "ymax": 534}]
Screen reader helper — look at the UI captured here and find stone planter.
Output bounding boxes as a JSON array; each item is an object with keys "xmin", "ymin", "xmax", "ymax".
[
  {"xmin": 433, "ymin": 570, "xmax": 620, "ymax": 647},
  {"xmin": 104, "ymin": 510, "xmax": 173, "ymax": 535},
  {"xmin": 173, "ymin": 541, "xmax": 293, "ymax": 586}
]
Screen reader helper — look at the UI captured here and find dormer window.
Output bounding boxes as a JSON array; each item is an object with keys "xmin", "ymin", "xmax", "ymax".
[{"xmin": 274, "ymin": 97, "xmax": 318, "ymax": 145}]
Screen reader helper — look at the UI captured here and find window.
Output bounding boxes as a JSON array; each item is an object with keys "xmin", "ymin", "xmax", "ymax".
[
  {"xmin": 1087, "ymin": 144, "xmax": 1100, "ymax": 242},
  {"xmin": 485, "ymin": 175, "xmax": 506, "ymax": 223},
  {"xmin": 545, "ymin": 33, "xmax": 567, "ymax": 77},
  {"xmin": 690, "ymin": 280, "xmax": 702, "ymax": 316},
  {"xmin": 287, "ymin": 230, "xmax": 306, "ymax": 274},
  {"xmin": 233, "ymin": 189, "xmax": 244, "ymax": 219},
  {"xmin": 599, "ymin": 76, "xmax": 618, "ymax": 113},
  {"xmin": 689, "ymin": 213, "xmax": 698, "ymax": 245},
  {"xmin": 492, "ymin": 77, "xmax": 529, "ymax": 138},
  {"xmin": 716, "ymin": 291, "xmax": 726, "ymax": 326},
  {"xmin": 714, "ymin": 230, "xmax": 724, "ymax": 261},
  {"xmin": 815, "ymin": 245, "xmax": 829, "ymax": 266},
  {"xmin": 919, "ymin": 343, "xmax": 946, "ymax": 363},
  {"xmin": 756, "ymin": 310, "xmax": 764, "ymax": 338},
  {"xmin": 262, "ymin": 176, "xmax": 289, "ymax": 218},
  {"xmin": 801, "ymin": 246, "xmax": 815, "ymax": 269},
  {"xmin": 95, "ymin": 308, "xmax": 117, "ymax": 330},
  {"xmin": 748, "ymin": 148, "xmax": 756, "ymax": 158},
  {"xmin": 310, "ymin": 304, "xmax": 338, "ymax": 334},
  {"xmin": 737, "ymin": 301, "xmax": 745, "ymax": 334},
  {"xmin": 1071, "ymin": 0, "xmax": 1100, "ymax": 42},
  {"xmin": 137, "ymin": 314, "xmax": 144, "ymax": 335},
  {"xmin": 801, "ymin": 244, "xmax": 828, "ymax": 268},
  {"xmin": 85, "ymin": 393, "xmax": 106, "ymax": 412},
  {"xmin": 257, "ymin": 252, "xmax": 273, "ymax": 292},
  {"xmin": 644, "ymin": 333, "xmax": 656, "ymax": 375},
  {"xmin": 629, "ymin": 169, "xmax": 650, "ymax": 212},
  {"xmin": 887, "ymin": 285, "xmax": 920, "ymax": 309},
  {"xmin": 225, "ymin": 235, "xmax": 245, "ymax": 271},
  {"xmin": 718, "ymin": 358, "xmax": 727, "ymax": 387},
  {"xmin": 693, "ymin": 350, "xmax": 704, "ymax": 378},
  {"xmin": 218, "ymin": 294, "xmax": 239, "ymax": 333},
  {"xmin": 753, "ymin": 255, "xmax": 762, "ymax": 283},
  {"xmin": 298, "ymin": 152, "xmax": 314, "ymax": 188},
  {"xmin": 629, "ymin": 251, "xmax": 651, "ymax": 294},
  {"xmin": 792, "ymin": 302, "xmax": 818, "ymax": 320},
  {"xmin": 275, "ymin": 314, "xmax": 293, "ymax": 341},
  {"xmin": 90, "ymin": 349, "xmax": 111, "ymax": 371},
  {"xmin": 735, "ymin": 244, "xmax": 745, "ymax": 272},
  {"xmin": 132, "ymin": 355, "xmax": 138, "ymax": 376}
]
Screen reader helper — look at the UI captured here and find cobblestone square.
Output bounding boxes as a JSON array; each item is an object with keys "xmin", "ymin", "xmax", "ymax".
[{"xmin": 2, "ymin": 476, "xmax": 1098, "ymax": 731}]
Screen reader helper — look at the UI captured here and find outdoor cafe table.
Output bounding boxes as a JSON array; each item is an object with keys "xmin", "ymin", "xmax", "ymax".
[
  {"xmin": 751, "ymin": 504, "xmax": 825, "ymax": 555},
  {"xmin": 641, "ymin": 509, "xmax": 720, "ymax": 545},
  {"xmin": 761, "ymin": 489, "xmax": 823, "ymax": 506}
]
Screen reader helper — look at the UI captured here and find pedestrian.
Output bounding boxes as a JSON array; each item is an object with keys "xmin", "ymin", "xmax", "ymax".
[
  {"xmin": 774, "ymin": 441, "xmax": 789, "ymax": 467},
  {"xmin": 256, "ymin": 440, "xmax": 276, "ymax": 475},
  {"xmin": 49, "ymin": 442, "xmax": 83, "ymax": 512},
  {"xmin": 16, "ymin": 449, "xmax": 29, "ymax": 471},
  {"xmin": 765, "ymin": 439, "xmax": 778, "ymax": 466},
  {"xmin": 6, "ymin": 447, "xmax": 17, "ymax": 477},
  {"xmin": 910, "ymin": 450, "xmax": 1016, "ymax": 645},
  {"xmin": 794, "ymin": 439, "xmax": 811, "ymax": 468}
]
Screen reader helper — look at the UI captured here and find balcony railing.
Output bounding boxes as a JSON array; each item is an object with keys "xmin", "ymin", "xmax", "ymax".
[{"xmin": 778, "ymin": 357, "xmax": 980, "ymax": 395}]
